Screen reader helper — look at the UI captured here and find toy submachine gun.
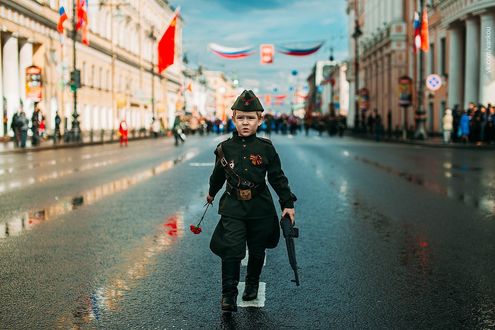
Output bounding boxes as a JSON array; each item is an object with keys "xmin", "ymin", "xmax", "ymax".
[{"xmin": 280, "ymin": 215, "xmax": 300, "ymax": 286}]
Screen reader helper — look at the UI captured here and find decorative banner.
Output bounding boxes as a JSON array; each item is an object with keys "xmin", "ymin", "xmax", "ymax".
[
  {"xmin": 26, "ymin": 66, "xmax": 42, "ymax": 102},
  {"xmin": 276, "ymin": 42, "xmax": 324, "ymax": 56},
  {"xmin": 208, "ymin": 43, "xmax": 255, "ymax": 59},
  {"xmin": 260, "ymin": 44, "xmax": 274, "ymax": 64},
  {"xmin": 358, "ymin": 88, "xmax": 369, "ymax": 111},
  {"xmin": 274, "ymin": 94, "xmax": 287, "ymax": 99},
  {"xmin": 296, "ymin": 92, "xmax": 308, "ymax": 99},
  {"xmin": 398, "ymin": 75, "xmax": 413, "ymax": 106},
  {"xmin": 264, "ymin": 94, "xmax": 272, "ymax": 106}
]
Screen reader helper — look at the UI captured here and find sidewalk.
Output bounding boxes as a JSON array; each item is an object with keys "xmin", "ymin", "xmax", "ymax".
[
  {"xmin": 0, "ymin": 133, "xmax": 155, "ymax": 155},
  {"xmin": 347, "ymin": 132, "xmax": 495, "ymax": 150}
]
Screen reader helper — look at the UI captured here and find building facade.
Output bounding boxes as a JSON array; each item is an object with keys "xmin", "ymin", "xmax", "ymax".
[
  {"xmin": 429, "ymin": 0, "xmax": 495, "ymax": 121},
  {"xmin": 0, "ymin": 0, "xmax": 183, "ymax": 138},
  {"xmin": 347, "ymin": 0, "xmax": 412, "ymax": 132},
  {"xmin": 204, "ymin": 71, "xmax": 236, "ymax": 121}
]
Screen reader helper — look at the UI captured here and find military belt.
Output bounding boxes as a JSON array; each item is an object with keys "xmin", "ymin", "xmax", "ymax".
[{"xmin": 225, "ymin": 182, "xmax": 266, "ymax": 201}]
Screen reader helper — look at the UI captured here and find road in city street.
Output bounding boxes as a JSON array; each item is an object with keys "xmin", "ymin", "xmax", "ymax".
[{"xmin": 0, "ymin": 134, "xmax": 494, "ymax": 329}]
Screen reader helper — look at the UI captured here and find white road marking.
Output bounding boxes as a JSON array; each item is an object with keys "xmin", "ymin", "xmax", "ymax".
[
  {"xmin": 241, "ymin": 251, "xmax": 266, "ymax": 266},
  {"xmin": 237, "ymin": 282, "xmax": 266, "ymax": 308},
  {"xmin": 189, "ymin": 162, "xmax": 215, "ymax": 167}
]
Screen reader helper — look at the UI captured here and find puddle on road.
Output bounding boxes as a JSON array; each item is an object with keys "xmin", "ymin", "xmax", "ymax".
[
  {"xmin": 353, "ymin": 155, "xmax": 495, "ymax": 217},
  {"xmin": 55, "ymin": 214, "xmax": 183, "ymax": 327},
  {"xmin": 0, "ymin": 158, "xmax": 125, "ymax": 193},
  {"xmin": 0, "ymin": 150, "xmax": 198, "ymax": 239}
]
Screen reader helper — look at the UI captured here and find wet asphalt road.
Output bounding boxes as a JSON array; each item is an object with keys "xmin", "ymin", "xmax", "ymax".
[{"xmin": 0, "ymin": 133, "xmax": 494, "ymax": 329}]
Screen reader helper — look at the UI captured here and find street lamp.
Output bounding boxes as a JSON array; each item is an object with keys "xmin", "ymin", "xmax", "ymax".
[
  {"xmin": 352, "ymin": 0, "xmax": 362, "ymax": 131},
  {"xmin": 148, "ymin": 29, "xmax": 156, "ymax": 119},
  {"xmin": 414, "ymin": 0, "xmax": 427, "ymax": 140},
  {"xmin": 70, "ymin": 0, "xmax": 81, "ymax": 142}
]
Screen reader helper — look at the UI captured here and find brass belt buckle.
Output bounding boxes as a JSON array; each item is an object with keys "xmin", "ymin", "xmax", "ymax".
[{"xmin": 238, "ymin": 189, "xmax": 252, "ymax": 201}]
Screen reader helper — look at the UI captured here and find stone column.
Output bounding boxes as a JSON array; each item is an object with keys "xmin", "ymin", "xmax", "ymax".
[
  {"xmin": 0, "ymin": 32, "xmax": 4, "ymax": 136},
  {"xmin": 19, "ymin": 40, "xmax": 33, "ymax": 118},
  {"xmin": 479, "ymin": 12, "xmax": 495, "ymax": 105},
  {"xmin": 2, "ymin": 34, "xmax": 20, "ymax": 126},
  {"xmin": 448, "ymin": 27, "xmax": 463, "ymax": 109},
  {"xmin": 464, "ymin": 16, "xmax": 480, "ymax": 108}
]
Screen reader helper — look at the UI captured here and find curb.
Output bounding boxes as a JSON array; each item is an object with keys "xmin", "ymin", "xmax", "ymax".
[
  {"xmin": 347, "ymin": 133, "xmax": 495, "ymax": 150},
  {"xmin": 0, "ymin": 136, "xmax": 156, "ymax": 155}
]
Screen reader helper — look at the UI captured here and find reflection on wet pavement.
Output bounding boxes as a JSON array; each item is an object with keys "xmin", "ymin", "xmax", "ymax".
[
  {"xmin": 0, "ymin": 158, "xmax": 124, "ymax": 193},
  {"xmin": 56, "ymin": 214, "xmax": 183, "ymax": 328},
  {"xmin": 0, "ymin": 150, "xmax": 198, "ymax": 239},
  {"xmin": 353, "ymin": 155, "xmax": 495, "ymax": 217}
]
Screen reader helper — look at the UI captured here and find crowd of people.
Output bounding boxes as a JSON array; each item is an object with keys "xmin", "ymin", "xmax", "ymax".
[
  {"xmin": 9, "ymin": 106, "xmax": 50, "ymax": 148},
  {"xmin": 442, "ymin": 103, "xmax": 495, "ymax": 144}
]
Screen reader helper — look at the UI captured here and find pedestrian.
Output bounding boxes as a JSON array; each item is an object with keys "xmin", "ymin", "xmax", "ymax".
[
  {"xmin": 31, "ymin": 107, "xmax": 40, "ymax": 146},
  {"xmin": 487, "ymin": 106, "xmax": 495, "ymax": 144},
  {"xmin": 172, "ymin": 115, "xmax": 185, "ymax": 146},
  {"xmin": 458, "ymin": 110, "xmax": 470, "ymax": 143},
  {"xmin": 119, "ymin": 119, "xmax": 128, "ymax": 147},
  {"xmin": 442, "ymin": 108, "xmax": 453, "ymax": 143},
  {"xmin": 151, "ymin": 117, "xmax": 160, "ymax": 138},
  {"xmin": 54, "ymin": 112, "xmax": 62, "ymax": 144},
  {"xmin": 207, "ymin": 90, "xmax": 296, "ymax": 313},
  {"xmin": 10, "ymin": 110, "xmax": 20, "ymax": 147},
  {"xmin": 18, "ymin": 111, "xmax": 29, "ymax": 148}
]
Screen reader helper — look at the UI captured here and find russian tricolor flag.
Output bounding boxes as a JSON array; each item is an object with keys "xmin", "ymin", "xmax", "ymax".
[{"xmin": 57, "ymin": 6, "xmax": 68, "ymax": 34}]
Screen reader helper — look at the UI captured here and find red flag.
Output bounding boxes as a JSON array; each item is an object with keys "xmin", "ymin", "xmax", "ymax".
[
  {"xmin": 420, "ymin": 9, "xmax": 429, "ymax": 52},
  {"xmin": 57, "ymin": 7, "xmax": 68, "ymax": 34},
  {"xmin": 158, "ymin": 12, "xmax": 179, "ymax": 74},
  {"xmin": 76, "ymin": 0, "xmax": 89, "ymax": 45}
]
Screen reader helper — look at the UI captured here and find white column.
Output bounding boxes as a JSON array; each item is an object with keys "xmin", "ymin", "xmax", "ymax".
[
  {"xmin": 19, "ymin": 41, "xmax": 33, "ymax": 102},
  {"xmin": 479, "ymin": 12, "xmax": 495, "ymax": 104},
  {"xmin": 464, "ymin": 17, "xmax": 480, "ymax": 108},
  {"xmin": 3, "ymin": 35, "xmax": 20, "ymax": 129},
  {"xmin": 0, "ymin": 32, "xmax": 4, "ymax": 136},
  {"xmin": 19, "ymin": 41, "xmax": 33, "ymax": 118},
  {"xmin": 448, "ymin": 27, "xmax": 463, "ymax": 108}
]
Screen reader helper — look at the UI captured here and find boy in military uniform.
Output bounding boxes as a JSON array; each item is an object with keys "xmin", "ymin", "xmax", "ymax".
[{"xmin": 206, "ymin": 90, "xmax": 296, "ymax": 312}]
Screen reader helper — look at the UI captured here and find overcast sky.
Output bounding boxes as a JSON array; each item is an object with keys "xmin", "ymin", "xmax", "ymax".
[{"xmin": 169, "ymin": 0, "xmax": 349, "ymax": 96}]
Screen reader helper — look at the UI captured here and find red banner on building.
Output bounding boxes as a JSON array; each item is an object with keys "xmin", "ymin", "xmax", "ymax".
[{"xmin": 260, "ymin": 44, "xmax": 274, "ymax": 64}]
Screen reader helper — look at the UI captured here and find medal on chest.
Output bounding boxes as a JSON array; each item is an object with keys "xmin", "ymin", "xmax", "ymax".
[{"xmin": 249, "ymin": 154, "xmax": 263, "ymax": 166}]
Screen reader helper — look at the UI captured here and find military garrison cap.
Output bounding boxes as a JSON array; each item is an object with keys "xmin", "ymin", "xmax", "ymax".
[{"xmin": 231, "ymin": 90, "xmax": 264, "ymax": 112}]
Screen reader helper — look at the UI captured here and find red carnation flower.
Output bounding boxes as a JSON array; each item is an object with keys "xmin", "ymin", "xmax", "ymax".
[
  {"xmin": 190, "ymin": 202, "xmax": 211, "ymax": 235},
  {"xmin": 190, "ymin": 224, "xmax": 202, "ymax": 234}
]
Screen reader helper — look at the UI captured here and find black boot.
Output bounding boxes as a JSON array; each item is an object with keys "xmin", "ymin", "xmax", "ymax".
[
  {"xmin": 221, "ymin": 260, "xmax": 240, "ymax": 312},
  {"xmin": 242, "ymin": 254, "xmax": 264, "ymax": 301}
]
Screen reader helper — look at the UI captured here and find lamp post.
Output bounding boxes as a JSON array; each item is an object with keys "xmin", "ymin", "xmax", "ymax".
[
  {"xmin": 352, "ymin": 0, "xmax": 362, "ymax": 131},
  {"xmin": 414, "ymin": 0, "xmax": 427, "ymax": 140},
  {"xmin": 148, "ymin": 29, "xmax": 156, "ymax": 119},
  {"xmin": 70, "ymin": 0, "xmax": 81, "ymax": 142}
]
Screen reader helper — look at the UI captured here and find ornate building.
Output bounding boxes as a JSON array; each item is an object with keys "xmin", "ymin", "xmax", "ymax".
[{"xmin": 0, "ymin": 0, "xmax": 183, "ymax": 137}]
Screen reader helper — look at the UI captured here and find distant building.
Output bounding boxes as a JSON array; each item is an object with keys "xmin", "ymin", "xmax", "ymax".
[
  {"xmin": 305, "ymin": 60, "xmax": 349, "ymax": 118},
  {"xmin": 204, "ymin": 71, "xmax": 236, "ymax": 121},
  {"xmin": 0, "ymin": 0, "xmax": 183, "ymax": 136}
]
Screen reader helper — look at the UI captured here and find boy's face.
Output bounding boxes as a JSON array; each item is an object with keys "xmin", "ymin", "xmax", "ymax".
[{"xmin": 233, "ymin": 110, "xmax": 262, "ymax": 137}]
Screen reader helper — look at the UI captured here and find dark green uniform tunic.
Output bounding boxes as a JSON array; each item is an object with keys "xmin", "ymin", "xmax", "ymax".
[{"xmin": 209, "ymin": 132, "xmax": 295, "ymax": 259}]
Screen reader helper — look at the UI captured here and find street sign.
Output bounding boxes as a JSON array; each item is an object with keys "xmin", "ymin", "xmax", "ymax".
[
  {"xmin": 398, "ymin": 75, "xmax": 412, "ymax": 106},
  {"xmin": 426, "ymin": 74, "xmax": 442, "ymax": 91},
  {"xmin": 26, "ymin": 66, "xmax": 42, "ymax": 101},
  {"xmin": 260, "ymin": 44, "xmax": 274, "ymax": 64}
]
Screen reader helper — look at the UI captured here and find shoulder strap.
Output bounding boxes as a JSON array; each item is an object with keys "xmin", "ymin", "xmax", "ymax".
[{"xmin": 216, "ymin": 144, "xmax": 256, "ymax": 188}]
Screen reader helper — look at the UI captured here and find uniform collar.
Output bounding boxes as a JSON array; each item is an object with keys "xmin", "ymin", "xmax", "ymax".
[{"xmin": 232, "ymin": 131, "xmax": 257, "ymax": 144}]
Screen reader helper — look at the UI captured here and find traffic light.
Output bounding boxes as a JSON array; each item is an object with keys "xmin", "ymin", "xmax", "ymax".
[{"xmin": 70, "ymin": 69, "xmax": 81, "ymax": 91}]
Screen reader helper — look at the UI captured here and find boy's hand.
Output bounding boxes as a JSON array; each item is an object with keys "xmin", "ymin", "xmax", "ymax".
[
  {"xmin": 206, "ymin": 194, "xmax": 214, "ymax": 204},
  {"xmin": 281, "ymin": 208, "xmax": 295, "ymax": 224}
]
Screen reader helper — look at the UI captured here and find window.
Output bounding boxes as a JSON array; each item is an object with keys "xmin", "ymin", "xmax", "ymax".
[
  {"xmin": 440, "ymin": 37, "xmax": 446, "ymax": 76},
  {"xmin": 430, "ymin": 43, "xmax": 435, "ymax": 74}
]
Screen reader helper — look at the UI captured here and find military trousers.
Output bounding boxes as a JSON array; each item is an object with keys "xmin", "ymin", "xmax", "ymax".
[{"xmin": 210, "ymin": 215, "xmax": 280, "ymax": 261}]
